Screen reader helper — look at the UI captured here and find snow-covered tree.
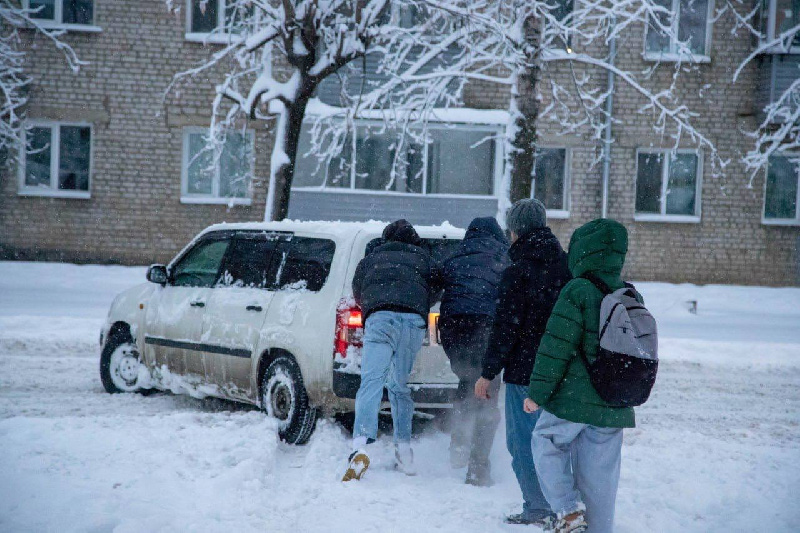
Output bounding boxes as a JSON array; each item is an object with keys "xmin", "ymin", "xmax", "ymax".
[
  {"xmin": 169, "ymin": 0, "xmax": 726, "ymax": 221},
  {"xmin": 0, "ymin": 1, "xmax": 82, "ymax": 161},
  {"xmin": 724, "ymin": 0, "xmax": 800, "ymax": 182}
]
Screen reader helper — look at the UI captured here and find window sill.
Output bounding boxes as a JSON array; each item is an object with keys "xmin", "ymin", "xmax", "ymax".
[
  {"xmin": 642, "ymin": 52, "xmax": 711, "ymax": 64},
  {"xmin": 181, "ymin": 196, "xmax": 252, "ymax": 206},
  {"xmin": 546, "ymin": 209, "xmax": 570, "ymax": 219},
  {"xmin": 18, "ymin": 188, "xmax": 91, "ymax": 199},
  {"xmin": 634, "ymin": 214, "xmax": 701, "ymax": 224},
  {"xmin": 184, "ymin": 32, "xmax": 242, "ymax": 45},
  {"xmin": 30, "ymin": 21, "xmax": 102, "ymax": 33},
  {"xmin": 762, "ymin": 218, "xmax": 800, "ymax": 226}
]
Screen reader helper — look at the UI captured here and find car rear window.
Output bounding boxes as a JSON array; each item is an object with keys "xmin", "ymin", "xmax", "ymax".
[
  {"xmin": 365, "ymin": 237, "xmax": 461, "ymax": 264},
  {"xmin": 277, "ymin": 237, "xmax": 336, "ymax": 291}
]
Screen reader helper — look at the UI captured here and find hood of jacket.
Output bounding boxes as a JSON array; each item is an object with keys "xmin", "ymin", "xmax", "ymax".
[
  {"xmin": 464, "ymin": 217, "xmax": 508, "ymax": 246},
  {"xmin": 509, "ymin": 227, "xmax": 564, "ymax": 264},
  {"xmin": 567, "ymin": 218, "xmax": 627, "ymax": 279}
]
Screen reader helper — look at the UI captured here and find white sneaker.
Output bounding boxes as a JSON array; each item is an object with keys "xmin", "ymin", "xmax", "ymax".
[
  {"xmin": 394, "ymin": 444, "xmax": 416, "ymax": 476},
  {"xmin": 554, "ymin": 502, "xmax": 588, "ymax": 533}
]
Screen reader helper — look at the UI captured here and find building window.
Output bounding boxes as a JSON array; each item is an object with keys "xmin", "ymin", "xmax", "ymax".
[
  {"xmin": 759, "ymin": 0, "xmax": 800, "ymax": 52},
  {"xmin": 18, "ymin": 121, "xmax": 92, "ymax": 199},
  {"xmin": 293, "ymin": 121, "xmax": 500, "ymax": 197},
  {"xmin": 763, "ymin": 153, "xmax": 800, "ymax": 224},
  {"xmin": 26, "ymin": 0, "xmax": 98, "ymax": 30},
  {"xmin": 181, "ymin": 129, "xmax": 254, "ymax": 205},
  {"xmin": 635, "ymin": 149, "xmax": 702, "ymax": 222},
  {"xmin": 186, "ymin": 0, "xmax": 250, "ymax": 41},
  {"xmin": 645, "ymin": 0, "xmax": 712, "ymax": 60},
  {"xmin": 531, "ymin": 148, "xmax": 570, "ymax": 216},
  {"xmin": 543, "ymin": 0, "xmax": 574, "ymax": 50}
]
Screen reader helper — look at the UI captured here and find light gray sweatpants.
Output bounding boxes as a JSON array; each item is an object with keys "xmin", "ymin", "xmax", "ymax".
[{"xmin": 531, "ymin": 410, "xmax": 623, "ymax": 533}]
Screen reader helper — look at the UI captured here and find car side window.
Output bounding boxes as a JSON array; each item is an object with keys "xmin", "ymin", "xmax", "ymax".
[
  {"xmin": 277, "ymin": 237, "xmax": 336, "ymax": 292},
  {"xmin": 217, "ymin": 234, "xmax": 279, "ymax": 289},
  {"xmin": 171, "ymin": 238, "xmax": 230, "ymax": 287}
]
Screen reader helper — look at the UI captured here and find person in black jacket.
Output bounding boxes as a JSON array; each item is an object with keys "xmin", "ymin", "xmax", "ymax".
[
  {"xmin": 439, "ymin": 217, "xmax": 510, "ymax": 486},
  {"xmin": 343, "ymin": 220, "xmax": 441, "ymax": 482},
  {"xmin": 474, "ymin": 199, "xmax": 571, "ymax": 526}
]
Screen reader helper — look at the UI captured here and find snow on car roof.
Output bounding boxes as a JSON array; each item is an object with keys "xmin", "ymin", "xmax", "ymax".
[{"xmin": 201, "ymin": 219, "xmax": 466, "ymax": 239}]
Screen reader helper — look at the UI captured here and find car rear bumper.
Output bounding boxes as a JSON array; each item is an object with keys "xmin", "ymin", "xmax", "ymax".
[{"xmin": 332, "ymin": 370, "xmax": 459, "ymax": 406}]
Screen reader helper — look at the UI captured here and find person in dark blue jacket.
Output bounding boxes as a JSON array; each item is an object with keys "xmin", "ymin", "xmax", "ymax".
[{"xmin": 439, "ymin": 216, "xmax": 511, "ymax": 486}]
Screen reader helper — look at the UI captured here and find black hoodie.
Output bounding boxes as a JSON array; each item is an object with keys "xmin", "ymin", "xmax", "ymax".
[
  {"xmin": 352, "ymin": 220, "xmax": 441, "ymax": 321},
  {"xmin": 481, "ymin": 227, "xmax": 572, "ymax": 385},
  {"xmin": 440, "ymin": 217, "xmax": 511, "ymax": 319}
]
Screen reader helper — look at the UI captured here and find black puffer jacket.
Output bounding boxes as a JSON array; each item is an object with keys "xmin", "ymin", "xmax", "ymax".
[
  {"xmin": 353, "ymin": 220, "xmax": 441, "ymax": 321},
  {"xmin": 440, "ymin": 217, "xmax": 510, "ymax": 319},
  {"xmin": 481, "ymin": 227, "xmax": 572, "ymax": 385}
]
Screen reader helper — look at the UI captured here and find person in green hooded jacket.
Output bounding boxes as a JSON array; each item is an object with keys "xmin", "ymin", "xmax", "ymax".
[{"xmin": 523, "ymin": 218, "xmax": 636, "ymax": 533}]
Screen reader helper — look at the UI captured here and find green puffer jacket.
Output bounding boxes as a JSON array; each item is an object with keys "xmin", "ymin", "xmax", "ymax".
[{"xmin": 528, "ymin": 218, "xmax": 636, "ymax": 428}]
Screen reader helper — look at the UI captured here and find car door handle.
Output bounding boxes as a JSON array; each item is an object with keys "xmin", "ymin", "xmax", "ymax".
[
  {"xmin": 190, "ymin": 301, "xmax": 205, "ymax": 308},
  {"xmin": 246, "ymin": 305, "xmax": 263, "ymax": 312}
]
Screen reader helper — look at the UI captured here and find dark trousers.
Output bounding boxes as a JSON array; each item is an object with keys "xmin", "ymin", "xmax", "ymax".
[{"xmin": 440, "ymin": 315, "xmax": 501, "ymax": 473}]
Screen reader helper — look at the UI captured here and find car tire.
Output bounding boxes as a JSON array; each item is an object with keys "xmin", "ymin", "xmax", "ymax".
[
  {"xmin": 100, "ymin": 331, "xmax": 148, "ymax": 394},
  {"xmin": 261, "ymin": 355, "xmax": 317, "ymax": 445}
]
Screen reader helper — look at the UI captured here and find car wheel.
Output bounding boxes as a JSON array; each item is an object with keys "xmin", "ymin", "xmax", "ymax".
[
  {"xmin": 261, "ymin": 355, "xmax": 317, "ymax": 445},
  {"xmin": 100, "ymin": 334, "xmax": 148, "ymax": 394}
]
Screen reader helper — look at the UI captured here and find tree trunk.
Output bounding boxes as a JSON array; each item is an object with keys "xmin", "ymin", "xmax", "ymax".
[
  {"xmin": 508, "ymin": 21, "xmax": 541, "ymax": 203},
  {"xmin": 268, "ymin": 94, "xmax": 310, "ymax": 221}
]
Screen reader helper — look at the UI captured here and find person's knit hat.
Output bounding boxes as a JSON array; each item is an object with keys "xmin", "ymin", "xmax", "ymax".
[
  {"xmin": 506, "ymin": 198, "xmax": 547, "ymax": 237},
  {"xmin": 382, "ymin": 219, "xmax": 422, "ymax": 246}
]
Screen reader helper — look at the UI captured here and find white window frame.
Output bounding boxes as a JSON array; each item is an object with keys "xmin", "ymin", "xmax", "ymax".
[
  {"xmin": 643, "ymin": 0, "xmax": 714, "ymax": 63},
  {"xmin": 530, "ymin": 146, "xmax": 571, "ymax": 219},
  {"xmin": 185, "ymin": 0, "xmax": 243, "ymax": 44},
  {"xmin": 634, "ymin": 148, "xmax": 703, "ymax": 223},
  {"xmin": 23, "ymin": 0, "xmax": 101, "ymax": 32},
  {"xmin": 17, "ymin": 120, "xmax": 93, "ymax": 199},
  {"xmin": 759, "ymin": 0, "xmax": 800, "ymax": 53},
  {"xmin": 762, "ymin": 152, "xmax": 800, "ymax": 226},
  {"xmin": 292, "ymin": 119, "xmax": 505, "ymax": 200},
  {"xmin": 180, "ymin": 127, "xmax": 255, "ymax": 205}
]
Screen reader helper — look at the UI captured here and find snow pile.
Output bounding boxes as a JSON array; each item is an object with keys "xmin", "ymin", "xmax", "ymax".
[{"xmin": 1, "ymin": 261, "xmax": 799, "ymax": 532}]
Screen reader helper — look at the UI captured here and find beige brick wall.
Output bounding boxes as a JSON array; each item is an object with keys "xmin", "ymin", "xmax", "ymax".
[
  {"xmin": 1, "ymin": 1, "xmax": 798, "ymax": 285},
  {"xmin": 0, "ymin": 0, "xmax": 270, "ymax": 266}
]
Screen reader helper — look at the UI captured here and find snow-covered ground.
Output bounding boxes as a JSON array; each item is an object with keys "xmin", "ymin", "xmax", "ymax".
[{"xmin": 1, "ymin": 261, "xmax": 798, "ymax": 532}]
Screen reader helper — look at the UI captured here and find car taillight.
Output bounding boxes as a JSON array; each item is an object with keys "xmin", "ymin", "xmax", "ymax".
[{"xmin": 334, "ymin": 304, "xmax": 363, "ymax": 359}]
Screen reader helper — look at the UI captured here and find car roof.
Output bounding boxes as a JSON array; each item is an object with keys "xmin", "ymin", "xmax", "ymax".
[{"xmin": 200, "ymin": 220, "xmax": 467, "ymax": 240}]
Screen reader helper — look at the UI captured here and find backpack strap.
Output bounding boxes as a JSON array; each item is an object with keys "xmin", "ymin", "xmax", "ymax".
[{"xmin": 580, "ymin": 273, "xmax": 613, "ymax": 295}]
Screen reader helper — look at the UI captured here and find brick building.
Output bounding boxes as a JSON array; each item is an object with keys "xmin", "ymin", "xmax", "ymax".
[{"xmin": 1, "ymin": 0, "xmax": 798, "ymax": 285}]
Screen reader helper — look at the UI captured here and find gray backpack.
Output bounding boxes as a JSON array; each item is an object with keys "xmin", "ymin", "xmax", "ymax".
[{"xmin": 580, "ymin": 274, "xmax": 659, "ymax": 407}]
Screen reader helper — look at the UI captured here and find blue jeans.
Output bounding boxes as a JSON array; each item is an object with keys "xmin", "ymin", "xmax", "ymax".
[
  {"xmin": 353, "ymin": 311, "xmax": 427, "ymax": 444},
  {"xmin": 532, "ymin": 410, "xmax": 623, "ymax": 533},
  {"xmin": 505, "ymin": 384, "xmax": 553, "ymax": 520}
]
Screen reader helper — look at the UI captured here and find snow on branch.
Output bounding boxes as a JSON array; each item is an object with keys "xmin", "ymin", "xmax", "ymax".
[
  {"xmin": 169, "ymin": 0, "xmax": 726, "ymax": 219},
  {"xmin": 0, "ymin": 1, "xmax": 84, "ymax": 159},
  {"xmin": 722, "ymin": 0, "xmax": 800, "ymax": 182}
]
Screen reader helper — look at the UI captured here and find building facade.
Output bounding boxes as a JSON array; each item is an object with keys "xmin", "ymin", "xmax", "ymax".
[{"xmin": 1, "ymin": 0, "xmax": 799, "ymax": 285}]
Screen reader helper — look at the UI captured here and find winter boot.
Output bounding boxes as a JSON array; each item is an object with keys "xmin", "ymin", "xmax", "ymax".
[
  {"xmin": 394, "ymin": 444, "xmax": 416, "ymax": 476},
  {"xmin": 341, "ymin": 449, "xmax": 370, "ymax": 482},
  {"xmin": 449, "ymin": 442, "xmax": 469, "ymax": 469},
  {"xmin": 504, "ymin": 512, "xmax": 556, "ymax": 528},
  {"xmin": 465, "ymin": 463, "xmax": 494, "ymax": 487},
  {"xmin": 553, "ymin": 503, "xmax": 587, "ymax": 533}
]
